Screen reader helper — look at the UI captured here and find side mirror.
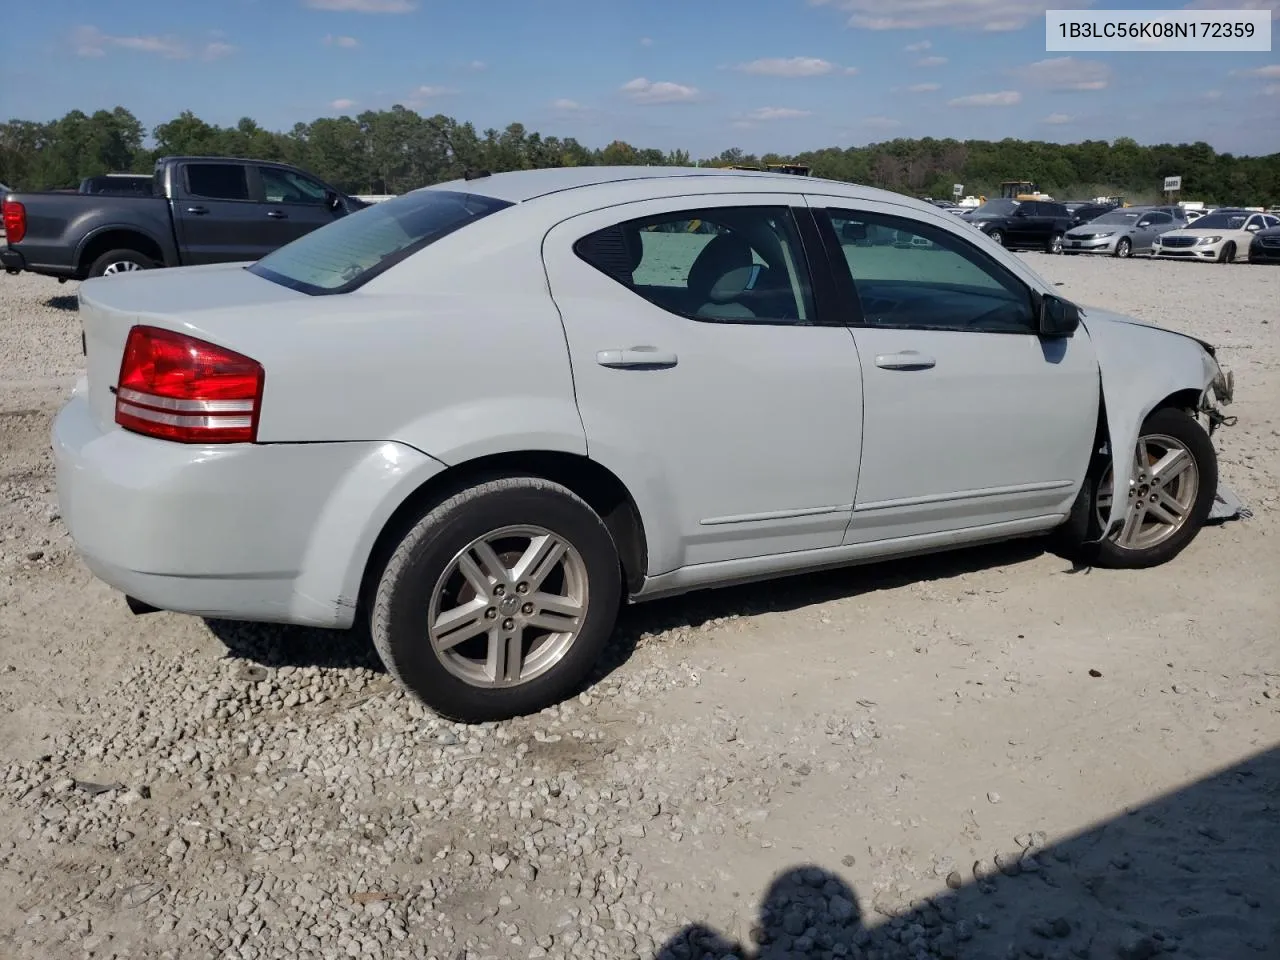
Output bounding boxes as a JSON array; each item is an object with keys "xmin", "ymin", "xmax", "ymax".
[
  {"xmin": 325, "ymin": 190, "xmax": 343, "ymax": 212},
  {"xmin": 1039, "ymin": 294, "xmax": 1080, "ymax": 338},
  {"xmin": 1137, "ymin": 219, "xmax": 1152, "ymax": 227},
  {"xmin": 1246, "ymin": 223, "xmax": 1260, "ymax": 231}
]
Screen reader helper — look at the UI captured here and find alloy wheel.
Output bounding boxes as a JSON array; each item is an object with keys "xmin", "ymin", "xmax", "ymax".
[{"xmin": 1096, "ymin": 433, "xmax": 1200, "ymax": 551}]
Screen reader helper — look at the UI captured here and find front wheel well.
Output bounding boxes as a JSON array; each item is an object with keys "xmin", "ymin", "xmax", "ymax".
[
  {"xmin": 78, "ymin": 230, "xmax": 163, "ymax": 275},
  {"xmin": 358, "ymin": 450, "xmax": 648, "ymax": 617}
]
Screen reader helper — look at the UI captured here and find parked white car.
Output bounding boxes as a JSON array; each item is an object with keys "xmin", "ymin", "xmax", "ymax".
[
  {"xmin": 1154, "ymin": 209, "xmax": 1280, "ymax": 263},
  {"xmin": 53, "ymin": 166, "xmax": 1236, "ymax": 721}
]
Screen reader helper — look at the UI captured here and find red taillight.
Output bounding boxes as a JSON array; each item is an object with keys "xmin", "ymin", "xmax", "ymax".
[
  {"xmin": 2, "ymin": 200, "xmax": 24, "ymax": 244},
  {"xmin": 114, "ymin": 325, "xmax": 264, "ymax": 444}
]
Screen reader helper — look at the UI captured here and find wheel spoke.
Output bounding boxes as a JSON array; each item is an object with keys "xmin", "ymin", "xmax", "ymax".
[
  {"xmin": 1117, "ymin": 505, "xmax": 1144, "ymax": 547},
  {"xmin": 487, "ymin": 627, "xmax": 524, "ymax": 686},
  {"xmin": 511, "ymin": 534, "xmax": 567, "ymax": 591},
  {"xmin": 432, "ymin": 597, "xmax": 491, "ymax": 650},
  {"xmin": 1151, "ymin": 448, "xmax": 1191, "ymax": 486},
  {"xmin": 459, "ymin": 541, "xmax": 509, "ymax": 596},
  {"xmin": 1134, "ymin": 439, "xmax": 1152, "ymax": 478},
  {"xmin": 1149, "ymin": 491, "xmax": 1188, "ymax": 526}
]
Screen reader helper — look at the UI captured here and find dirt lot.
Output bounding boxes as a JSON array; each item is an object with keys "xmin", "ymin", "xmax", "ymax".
[{"xmin": 1, "ymin": 256, "xmax": 1277, "ymax": 960}]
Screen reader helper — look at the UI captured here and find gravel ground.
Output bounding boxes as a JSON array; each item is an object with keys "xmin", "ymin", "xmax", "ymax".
[{"xmin": 0, "ymin": 256, "xmax": 1277, "ymax": 960}]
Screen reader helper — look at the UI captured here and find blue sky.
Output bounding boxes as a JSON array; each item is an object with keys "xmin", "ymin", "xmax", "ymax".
[{"xmin": 2, "ymin": 0, "xmax": 1278, "ymax": 155}]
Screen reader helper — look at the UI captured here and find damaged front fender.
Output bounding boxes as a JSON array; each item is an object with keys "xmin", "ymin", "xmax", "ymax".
[{"xmin": 1079, "ymin": 308, "xmax": 1234, "ymax": 538}]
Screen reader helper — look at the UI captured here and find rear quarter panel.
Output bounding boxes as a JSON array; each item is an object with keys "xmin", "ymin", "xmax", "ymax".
[
  {"xmin": 185, "ymin": 208, "xmax": 588, "ymax": 461},
  {"xmin": 8, "ymin": 193, "xmax": 177, "ymax": 273}
]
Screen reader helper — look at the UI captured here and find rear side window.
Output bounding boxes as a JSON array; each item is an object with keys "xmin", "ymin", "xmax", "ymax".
[
  {"xmin": 574, "ymin": 206, "xmax": 815, "ymax": 325},
  {"xmin": 186, "ymin": 164, "xmax": 250, "ymax": 201},
  {"xmin": 249, "ymin": 189, "xmax": 513, "ymax": 295}
]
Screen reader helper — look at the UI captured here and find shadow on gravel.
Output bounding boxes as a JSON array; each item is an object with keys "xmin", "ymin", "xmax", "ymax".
[
  {"xmin": 203, "ymin": 618, "xmax": 384, "ymax": 673},
  {"xmin": 44, "ymin": 294, "xmax": 78, "ymax": 311},
  {"xmin": 651, "ymin": 746, "xmax": 1280, "ymax": 959},
  {"xmin": 203, "ymin": 539, "xmax": 1050, "ymax": 684}
]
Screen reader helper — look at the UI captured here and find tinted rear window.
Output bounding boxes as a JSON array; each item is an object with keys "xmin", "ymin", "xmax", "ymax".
[
  {"xmin": 248, "ymin": 189, "xmax": 513, "ymax": 295},
  {"xmin": 187, "ymin": 164, "xmax": 250, "ymax": 201}
]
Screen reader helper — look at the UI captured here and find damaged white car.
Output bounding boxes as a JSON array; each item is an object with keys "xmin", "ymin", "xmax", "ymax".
[{"xmin": 52, "ymin": 167, "xmax": 1237, "ymax": 721}]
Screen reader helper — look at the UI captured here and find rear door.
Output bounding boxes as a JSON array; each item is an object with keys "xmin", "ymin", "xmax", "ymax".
[
  {"xmin": 171, "ymin": 163, "xmax": 271, "ymax": 264},
  {"xmin": 542, "ymin": 194, "xmax": 864, "ymax": 572},
  {"xmin": 1007, "ymin": 201, "xmax": 1042, "ymax": 246},
  {"xmin": 254, "ymin": 165, "xmax": 344, "ymax": 251}
]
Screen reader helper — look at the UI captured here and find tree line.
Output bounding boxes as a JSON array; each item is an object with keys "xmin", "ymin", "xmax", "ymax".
[{"xmin": 2, "ymin": 106, "xmax": 1277, "ymax": 207}]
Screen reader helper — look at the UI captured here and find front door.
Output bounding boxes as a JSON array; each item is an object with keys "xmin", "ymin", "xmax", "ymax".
[
  {"xmin": 254, "ymin": 165, "xmax": 343, "ymax": 251},
  {"xmin": 807, "ymin": 198, "xmax": 1100, "ymax": 543},
  {"xmin": 542, "ymin": 195, "xmax": 863, "ymax": 573}
]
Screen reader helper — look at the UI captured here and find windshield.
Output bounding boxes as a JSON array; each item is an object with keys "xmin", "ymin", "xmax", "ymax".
[
  {"xmin": 1092, "ymin": 210, "xmax": 1143, "ymax": 225},
  {"xmin": 968, "ymin": 199, "xmax": 1018, "ymax": 218},
  {"xmin": 249, "ymin": 189, "xmax": 513, "ymax": 295},
  {"xmin": 1192, "ymin": 212, "xmax": 1248, "ymax": 230}
]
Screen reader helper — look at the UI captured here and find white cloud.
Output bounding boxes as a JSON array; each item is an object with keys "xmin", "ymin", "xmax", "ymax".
[
  {"xmin": 1015, "ymin": 56, "xmax": 1111, "ymax": 91},
  {"xmin": 323, "ymin": 34, "xmax": 360, "ymax": 47},
  {"xmin": 303, "ymin": 0, "xmax": 416, "ymax": 11},
  {"xmin": 330, "ymin": 98, "xmax": 358, "ymax": 110},
  {"xmin": 640, "ymin": 36, "xmax": 653, "ymax": 46},
  {"xmin": 744, "ymin": 106, "xmax": 813, "ymax": 120},
  {"xmin": 410, "ymin": 85, "xmax": 454, "ymax": 99},
  {"xmin": 72, "ymin": 24, "xmax": 232, "ymax": 60},
  {"xmin": 735, "ymin": 56, "xmax": 838, "ymax": 77},
  {"xmin": 905, "ymin": 39, "xmax": 932, "ymax": 51},
  {"xmin": 469, "ymin": 60, "xmax": 486, "ymax": 70},
  {"xmin": 906, "ymin": 82, "xmax": 941, "ymax": 92},
  {"xmin": 1266, "ymin": 83, "xmax": 1280, "ymax": 95},
  {"xmin": 1183, "ymin": 0, "xmax": 1280, "ymax": 19},
  {"xmin": 620, "ymin": 77, "xmax": 700, "ymax": 104},
  {"xmin": 948, "ymin": 90, "xmax": 1022, "ymax": 106},
  {"xmin": 1042, "ymin": 112, "xmax": 1074, "ymax": 124},
  {"xmin": 916, "ymin": 55, "xmax": 948, "ymax": 66},
  {"xmin": 864, "ymin": 116, "xmax": 904, "ymax": 128},
  {"xmin": 1237, "ymin": 64, "xmax": 1280, "ymax": 77},
  {"xmin": 811, "ymin": 0, "xmax": 1094, "ymax": 32},
  {"xmin": 551, "ymin": 98, "xmax": 586, "ymax": 111}
]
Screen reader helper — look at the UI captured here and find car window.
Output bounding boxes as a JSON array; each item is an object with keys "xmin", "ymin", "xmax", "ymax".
[
  {"xmin": 574, "ymin": 207, "xmax": 815, "ymax": 325},
  {"xmin": 824, "ymin": 209, "xmax": 1035, "ymax": 335},
  {"xmin": 1148, "ymin": 212, "xmax": 1172, "ymax": 225},
  {"xmin": 260, "ymin": 166, "xmax": 328, "ymax": 205},
  {"xmin": 1265, "ymin": 216, "xmax": 1280, "ymax": 228},
  {"xmin": 1044, "ymin": 204, "xmax": 1068, "ymax": 218},
  {"xmin": 248, "ymin": 188, "xmax": 513, "ymax": 295},
  {"xmin": 185, "ymin": 164, "xmax": 250, "ymax": 202}
]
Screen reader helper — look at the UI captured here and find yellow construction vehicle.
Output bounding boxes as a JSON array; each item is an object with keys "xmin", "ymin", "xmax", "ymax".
[{"xmin": 1000, "ymin": 180, "xmax": 1054, "ymax": 201}]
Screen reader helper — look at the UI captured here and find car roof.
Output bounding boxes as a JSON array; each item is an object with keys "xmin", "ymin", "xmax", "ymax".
[{"xmin": 421, "ymin": 165, "xmax": 933, "ymax": 212}]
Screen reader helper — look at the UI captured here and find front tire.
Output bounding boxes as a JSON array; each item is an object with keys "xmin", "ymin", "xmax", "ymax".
[
  {"xmin": 1046, "ymin": 231, "xmax": 1064, "ymax": 255},
  {"xmin": 87, "ymin": 248, "xmax": 155, "ymax": 278},
  {"xmin": 1060, "ymin": 408, "xmax": 1217, "ymax": 569},
  {"xmin": 370, "ymin": 477, "xmax": 622, "ymax": 722},
  {"xmin": 1114, "ymin": 238, "xmax": 1132, "ymax": 259},
  {"xmin": 987, "ymin": 229, "xmax": 1005, "ymax": 247},
  {"xmin": 1218, "ymin": 242, "xmax": 1236, "ymax": 264}
]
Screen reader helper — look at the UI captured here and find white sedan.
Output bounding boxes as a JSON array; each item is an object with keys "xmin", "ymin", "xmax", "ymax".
[
  {"xmin": 53, "ymin": 166, "xmax": 1236, "ymax": 721},
  {"xmin": 1154, "ymin": 209, "xmax": 1280, "ymax": 263}
]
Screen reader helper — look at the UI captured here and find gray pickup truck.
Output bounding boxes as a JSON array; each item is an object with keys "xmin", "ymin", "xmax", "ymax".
[{"xmin": 1, "ymin": 156, "xmax": 367, "ymax": 280}]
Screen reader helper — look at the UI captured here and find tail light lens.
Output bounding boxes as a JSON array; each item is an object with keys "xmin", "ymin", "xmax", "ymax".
[
  {"xmin": 115, "ymin": 325, "xmax": 264, "ymax": 443},
  {"xmin": 2, "ymin": 201, "xmax": 25, "ymax": 244}
]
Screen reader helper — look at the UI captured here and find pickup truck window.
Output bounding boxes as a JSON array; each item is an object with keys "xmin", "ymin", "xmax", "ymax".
[
  {"xmin": 187, "ymin": 164, "xmax": 251, "ymax": 202},
  {"xmin": 260, "ymin": 166, "xmax": 327, "ymax": 205},
  {"xmin": 248, "ymin": 188, "xmax": 513, "ymax": 295}
]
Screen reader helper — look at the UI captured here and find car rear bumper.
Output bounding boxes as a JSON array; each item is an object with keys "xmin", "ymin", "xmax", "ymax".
[
  {"xmin": 1, "ymin": 248, "xmax": 25, "ymax": 273},
  {"xmin": 2, "ymin": 246, "xmax": 79, "ymax": 279},
  {"xmin": 53, "ymin": 384, "xmax": 445, "ymax": 628}
]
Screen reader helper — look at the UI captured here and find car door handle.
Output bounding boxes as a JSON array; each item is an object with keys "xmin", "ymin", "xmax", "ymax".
[
  {"xmin": 875, "ymin": 351, "xmax": 936, "ymax": 371},
  {"xmin": 595, "ymin": 347, "xmax": 679, "ymax": 369},
  {"xmin": 185, "ymin": 206, "xmax": 209, "ymax": 215},
  {"xmin": 266, "ymin": 210, "xmax": 288, "ymax": 219}
]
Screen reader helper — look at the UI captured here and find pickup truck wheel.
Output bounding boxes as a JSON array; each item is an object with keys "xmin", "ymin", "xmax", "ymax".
[
  {"xmin": 88, "ymin": 249, "xmax": 155, "ymax": 278},
  {"xmin": 370, "ymin": 477, "xmax": 622, "ymax": 722},
  {"xmin": 1055, "ymin": 408, "xmax": 1217, "ymax": 569}
]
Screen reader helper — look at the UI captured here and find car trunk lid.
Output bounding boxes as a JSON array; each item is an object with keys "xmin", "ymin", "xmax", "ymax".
[{"xmin": 79, "ymin": 262, "xmax": 303, "ymax": 430}]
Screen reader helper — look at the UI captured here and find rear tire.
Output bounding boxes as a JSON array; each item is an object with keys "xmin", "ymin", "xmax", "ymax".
[
  {"xmin": 87, "ymin": 248, "xmax": 155, "ymax": 278},
  {"xmin": 370, "ymin": 477, "xmax": 622, "ymax": 722},
  {"xmin": 1056, "ymin": 408, "xmax": 1217, "ymax": 570}
]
